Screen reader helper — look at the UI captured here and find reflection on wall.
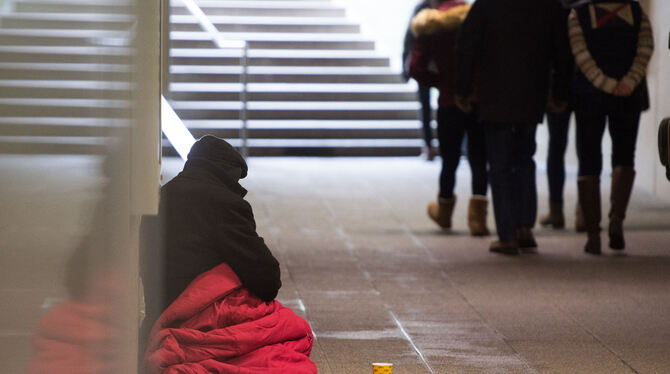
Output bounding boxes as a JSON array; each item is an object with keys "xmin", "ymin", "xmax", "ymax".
[{"xmin": 0, "ymin": 0, "xmax": 159, "ymax": 372}]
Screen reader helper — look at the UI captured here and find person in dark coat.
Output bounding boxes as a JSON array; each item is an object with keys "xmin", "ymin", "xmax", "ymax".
[
  {"xmin": 455, "ymin": 0, "xmax": 571, "ymax": 254},
  {"xmin": 409, "ymin": 0, "xmax": 490, "ymax": 236},
  {"xmin": 403, "ymin": 0, "xmax": 438, "ymax": 160},
  {"xmin": 139, "ymin": 135, "xmax": 282, "ymax": 354},
  {"xmin": 568, "ymin": 0, "xmax": 654, "ymax": 255}
]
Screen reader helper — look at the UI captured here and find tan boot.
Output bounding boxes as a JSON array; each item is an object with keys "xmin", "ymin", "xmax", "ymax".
[
  {"xmin": 609, "ymin": 167, "xmax": 635, "ymax": 250},
  {"xmin": 577, "ymin": 176, "xmax": 601, "ymax": 255},
  {"xmin": 539, "ymin": 202, "xmax": 565, "ymax": 229},
  {"xmin": 468, "ymin": 195, "xmax": 490, "ymax": 236},
  {"xmin": 427, "ymin": 196, "xmax": 456, "ymax": 229},
  {"xmin": 575, "ymin": 202, "xmax": 586, "ymax": 232}
]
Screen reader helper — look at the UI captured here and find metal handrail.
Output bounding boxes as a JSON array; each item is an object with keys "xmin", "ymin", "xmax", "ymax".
[{"xmin": 177, "ymin": 0, "xmax": 249, "ymax": 157}]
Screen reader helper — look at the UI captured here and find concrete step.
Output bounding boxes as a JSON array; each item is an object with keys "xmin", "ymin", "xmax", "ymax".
[
  {"xmin": 0, "ymin": 13, "xmax": 134, "ymax": 30},
  {"xmin": 162, "ymin": 137, "xmax": 422, "ymax": 157},
  {"xmin": 0, "ymin": 117, "xmax": 119, "ymax": 137},
  {"xmin": 0, "ymin": 135, "xmax": 107, "ymax": 154},
  {"xmin": 170, "ymin": 34, "xmax": 375, "ymax": 50},
  {"xmin": 0, "ymin": 98, "xmax": 130, "ymax": 118},
  {"xmin": 0, "ymin": 29, "xmax": 130, "ymax": 47},
  {"xmin": 170, "ymin": 100, "xmax": 419, "ymax": 120},
  {"xmin": 0, "ymin": 46, "xmax": 131, "ymax": 64},
  {"xmin": 170, "ymin": 48, "xmax": 390, "ymax": 67},
  {"xmin": 170, "ymin": 65, "xmax": 404, "ymax": 84},
  {"xmin": 169, "ymin": 82, "xmax": 416, "ymax": 101},
  {"xmin": 0, "ymin": 62, "xmax": 130, "ymax": 81},
  {"xmin": 170, "ymin": 15, "xmax": 359, "ymax": 33},
  {"xmin": 171, "ymin": 5, "xmax": 345, "ymax": 18},
  {"xmin": 184, "ymin": 126, "xmax": 420, "ymax": 140},
  {"xmin": 0, "ymin": 80, "xmax": 131, "ymax": 99}
]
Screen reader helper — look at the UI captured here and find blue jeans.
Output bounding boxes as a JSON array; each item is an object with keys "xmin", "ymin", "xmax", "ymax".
[{"xmin": 485, "ymin": 123, "xmax": 538, "ymax": 242}]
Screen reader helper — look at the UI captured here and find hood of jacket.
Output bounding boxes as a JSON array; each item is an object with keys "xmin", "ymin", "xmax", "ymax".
[
  {"xmin": 411, "ymin": 2, "xmax": 471, "ymax": 36},
  {"xmin": 182, "ymin": 135, "xmax": 248, "ymax": 196}
]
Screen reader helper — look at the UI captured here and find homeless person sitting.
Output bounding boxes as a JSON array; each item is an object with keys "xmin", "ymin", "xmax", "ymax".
[{"xmin": 140, "ymin": 135, "xmax": 315, "ymax": 374}]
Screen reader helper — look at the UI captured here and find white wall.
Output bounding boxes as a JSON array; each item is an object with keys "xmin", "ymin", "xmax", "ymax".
[{"xmin": 638, "ymin": 0, "xmax": 670, "ymax": 201}]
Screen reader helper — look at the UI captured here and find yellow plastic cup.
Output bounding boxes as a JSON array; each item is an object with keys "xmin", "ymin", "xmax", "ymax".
[{"xmin": 372, "ymin": 363, "xmax": 393, "ymax": 374}]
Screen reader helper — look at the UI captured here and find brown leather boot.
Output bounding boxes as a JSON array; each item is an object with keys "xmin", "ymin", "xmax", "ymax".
[
  {"xmin": 427, "ymin": 196, "xmax": 456, "ymax": 229},
  {"xmin": 468, "ymin": 195, "xmax": 490, "ymax": 236},
  {"xmin": 575, "ymin": 202, "xmax": 586, "ymax": 232},
  {"xmin": 577, "ymin": 176, "xmax": 601, "ymax": 255},
  {"xmin": 539, "ymin": 202, "xmax": 565, "ymax": 229},
  {"xmin": 609, "ymin": 167, "xmax": 635, "ymax": 250},
  {"xmin": 489, "ymin": 240, "xmax": 519, "ymax": 256},
  {"xmin": 516, "ymin": 226, "xmax": 538, "ymax": 250}
]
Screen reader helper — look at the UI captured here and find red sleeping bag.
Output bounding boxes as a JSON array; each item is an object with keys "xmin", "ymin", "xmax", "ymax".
[{"xmin": 144, "ymin": 263, "xmax": 316, "ymax": 374}]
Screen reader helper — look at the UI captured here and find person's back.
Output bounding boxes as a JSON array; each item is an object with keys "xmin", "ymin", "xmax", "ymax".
[{"xmin": 456, "ymin": 0, "xmax": 569, "ymax": 124}]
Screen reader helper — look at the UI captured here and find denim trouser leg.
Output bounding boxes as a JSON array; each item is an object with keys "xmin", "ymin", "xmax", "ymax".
[
  {"xmin": 546, "ymin": 111, "xmax": 570, "ymax": 203},
  {"xmin": 485, "ymin": 123, "xmax": 538, "ymax": 241}
]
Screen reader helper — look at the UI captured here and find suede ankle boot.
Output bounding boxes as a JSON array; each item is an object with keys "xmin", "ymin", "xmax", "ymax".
[
  {"xmin": 468, "ymin": 195, "xmax": 490, "ymax": 236},
  {"xmin": 577, "ymin": 176, "xmax": 601, "ymax": 255},
  {"xmin": 428, "ymin": 196, "xmax": 456, "ymax": 229},
  {"xmin": 609, "ymin": 167, "xmax": 635, "ymax": 250},
  {"xmin": 539, "ymin": 202, "xmax": 565, "ymax": 229}
]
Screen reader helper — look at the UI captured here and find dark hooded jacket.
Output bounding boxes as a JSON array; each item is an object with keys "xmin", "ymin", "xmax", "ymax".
[
  {"xmin": 409, "ymin": 0, "xmax": 471, "ymax": 107},
  {"xmin": 140, "ymin": 136, "xmax": 281, "ymax": 348},
  {"xmin": 455, "ymin": 0, "xmax": 571, "ymax": 124}
]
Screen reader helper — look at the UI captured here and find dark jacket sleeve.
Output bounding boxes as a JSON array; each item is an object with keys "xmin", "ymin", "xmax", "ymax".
[
  {"xmin": 214, "ymin": 196, "xmax": 281, "ymax": 302},
  {"xmin": 409, "ymin": 37, "xmax": 439, "ymax": 87},
  {"xmin": 550, "ymin": 6, "xmax": 572, "ymax": 102},
  {"xmin": 455, "ymin": 0, "xmax": 486, "ymax": 97}
]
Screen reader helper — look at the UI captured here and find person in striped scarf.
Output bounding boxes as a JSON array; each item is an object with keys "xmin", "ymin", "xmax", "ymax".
[{"xmin": 568, "ymin": 0, "xmax": 654, "ymax": 255}]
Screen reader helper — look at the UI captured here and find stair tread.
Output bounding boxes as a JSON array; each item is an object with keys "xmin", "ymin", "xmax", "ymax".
[
  {"xmin": 170, "ymin": 31, "xmax": 370, "ymax": 42},
  {"xmin": 170, "ymin": 82, "xmax": 415, "ymax": 93},
  {"xmin": 183, "ymin": 120, "xmax": 421, "ymax": 130},
  {"xmin": 170, "ymin": 65, "xmax": 397, "ymax": 75},
  {"xmin": 170, "ymin": 15, "xmax": 355, "ymax": 25},
  {"xmin": 0, "ymin": 79, "xmax": 131, "ymax": 89}
]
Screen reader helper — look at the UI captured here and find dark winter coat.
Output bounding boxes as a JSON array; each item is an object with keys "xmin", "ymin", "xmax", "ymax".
[
  {"xmin": 455, "ymin": 0, "xmax": 571, "ymax": 124},
  {"xmin": 402, "ymin": 0, "xmax": 432, "ymax": 81},
  {"xmin": 569, "ymin": 0, "xmax": 653, "ymax": 110},
  {"xmin": 140, "ymin": 136, "xmax": 281, "ymax": 346},
  {"xmin": 409, "ymin": 1, "xmax": 471, "ymax": 108}
]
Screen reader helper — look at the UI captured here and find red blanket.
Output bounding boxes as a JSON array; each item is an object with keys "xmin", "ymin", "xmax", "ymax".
[{"xmin": 144, "ymin": 263, "xmax": 316, "ymax": 374}]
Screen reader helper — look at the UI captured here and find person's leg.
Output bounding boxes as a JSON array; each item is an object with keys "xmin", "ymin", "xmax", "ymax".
[
  {"xmin": 427, "ymin": 107, "xmax": 465, "ymax": 228},
  {"xmin": 575, "ymin": 99, "xmax": 607, "ymax": 254},
  {"xmin": 607, "ymin": 106, "xmax": 641, "ymax": 250},
  {"xmin": 515, "ymin": 123, "xmax": 538, "ymax": 249},
  {"xmin": 485, "ymin": 123, "xmax": 518, "ymax": 254},
  {"xmin": 465, "ymin": 113, "xmax": 490, "ymax": 236},
  {"xmin": 437, "ymin": 107, "xmax": 466, "ymax": 198},
  {"xmin": 418, "ymin": 85, "xmax": 433, "ymax": 148},
  {"xmin": 540, "ymin": 111, "xmax": 570, "ymax": 228}
]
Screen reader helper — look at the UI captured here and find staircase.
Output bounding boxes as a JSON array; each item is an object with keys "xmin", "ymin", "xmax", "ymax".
[{"xmin": 0, "ymin": 0, "xmax": 424, "ymax": 157}]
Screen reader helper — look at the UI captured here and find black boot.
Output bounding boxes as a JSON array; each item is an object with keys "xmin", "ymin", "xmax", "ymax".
[
  {"xmin": 609, "ymin": 167, "xmax": 635, "ymax": 250},
  {"xmin": 577, "ymin": 176, "xmax": 601, "ymax": 255}
]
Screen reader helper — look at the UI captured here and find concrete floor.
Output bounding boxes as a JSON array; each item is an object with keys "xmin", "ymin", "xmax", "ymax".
[
  {"xmin": 167, "ymin": 157, "xmax": 670, "ymax": 374},
  {"xmin": 2, "ymin": 155, "xmax": 670, "ymax": 373}
]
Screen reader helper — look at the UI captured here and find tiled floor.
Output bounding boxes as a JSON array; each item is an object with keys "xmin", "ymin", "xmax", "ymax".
[
  {"xmin": 2, "ymin": 155, "xmax": 670, "ymax": 373},
  {"xmin": 194, "ymin": 157, "xmax": 670, "ymax": 374}
]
